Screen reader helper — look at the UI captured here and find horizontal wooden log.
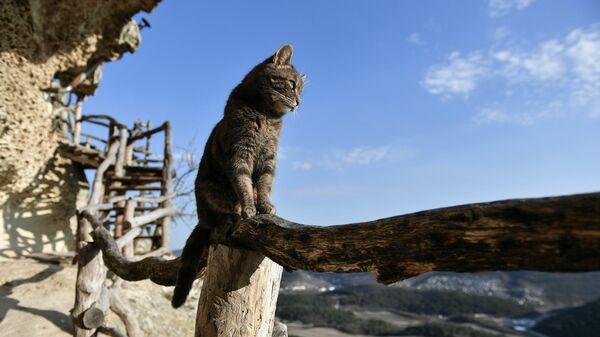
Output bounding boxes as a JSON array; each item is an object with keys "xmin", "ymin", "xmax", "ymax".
[
  {"xmin": 141, "ymin": 158, "xmax": 164, "ymax": 163},
  {"xmin": 57, "ymin": 140, "xmax": 105, "ymax": 168},
  {"xmin": 116, "ymin": 227, "xmax": 143, "ymax": 248},
  {"xmin": 80, "ymin": 132, "xmax": 107, "ymax": 143},
  {"xmin": 109, "ymin": 176, "xmax": 163, "ymax": 182},
  {"xmin": 226, "ymin": 192, "xmax": 600, "ymax": 284},
  {"xmin": 90, "ymin": 192, "xmax": 600, "ymax": 288},
  {"xmin": 80, "ymin": 115, "xmax": 127, "ymax": 130},
  {"xmin": 80, "ymin": 194, "xmax": 175, "ymax": 214},
  {"xmin": 109, "ymin": 185, "xmax": 163, "ymax": 191},
  {"xmin": 125, "ymin": 206, "xmax": 177, "ymax": 228},
  {"xmin": 81, "ymin": 119, "xmax": 111, "ymax": 128},
  {"xmin": 128, "ymin": 122, "xmax": 167, "ymax": 143}
]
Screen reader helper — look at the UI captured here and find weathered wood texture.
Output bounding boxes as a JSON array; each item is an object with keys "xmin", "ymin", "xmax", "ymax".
[
  {"xmin": 90, "ymin": 192, "xmax": 600, "ymax": 288},
  {"xmin": 229, "ymin": 192, "xmax": 600, "ymax": 284},
  {"xmin": 196, "ymin": 245, "xmax": 283, "ymax": 337},
  {"xmin": 161, "ymin": 121, "xmax": 173, "ymax": 249},
  {"xmin": 72, "ymin": 242, "xmax": 107, "ymax": 337},
  {"xmin": 72, "ymin": 141, "xmax": 119, "ymax": 337},
  {"xmin": 82, "ymin": 283, "xmax": 110, "ymax": 329},
  {"xmin": 124, "ymin": 206, "xmax": 176, "ymax": 229},
  {"xmin": 89, "ymin": 216, "xmax": 185, "ymax": 286}
]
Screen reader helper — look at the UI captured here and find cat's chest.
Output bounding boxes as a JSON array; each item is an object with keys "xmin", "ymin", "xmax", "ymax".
[{"xmin": 253, "ymin": 119, "xmax": 280, "ymax": 143}]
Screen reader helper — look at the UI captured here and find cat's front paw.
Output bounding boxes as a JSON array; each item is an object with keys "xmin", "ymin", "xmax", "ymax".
[
  {"xmin": 257, "ymin": 202, "xmax": 276, "ymax": 215},
  {"xmin": 241, "ymin": 206, "xmax": 256, "ymax": 219}
]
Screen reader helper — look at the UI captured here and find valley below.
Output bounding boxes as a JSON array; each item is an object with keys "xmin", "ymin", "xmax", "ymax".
[{"xmin": 1, "ymin": 258, "xmax": 598, "ymax": 337}]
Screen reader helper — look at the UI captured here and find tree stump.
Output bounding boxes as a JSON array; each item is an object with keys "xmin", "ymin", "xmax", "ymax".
[{"xmin": 195, "ymin": 245, "xmax": 282, "ymax": 337}]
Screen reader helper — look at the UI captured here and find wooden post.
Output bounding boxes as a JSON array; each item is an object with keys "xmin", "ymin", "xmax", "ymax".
[
  {"xmin": 106, "ymin": 123, "xmax": 113, "ymax": 150},
  {"xmin": 160, "ymin": 121, "xmax": 173, "ymax": 249},
  {"xmin": 73, "ymin": 242, "xmax": 108, "ymax": 337},
  {"xmin": 73, "ymin": 140, "xmax": 119, "ymax": 337},
  {"xmin": 123, "ymin": 200, "xmax": 136, "ymax": 258},
  {"xmin": 113, "ymin": 127, "xmax": 129, "ymax": 239},
  {"xmin": 145, "ymin": 121, "xmax": 152, "ymax": 163},
  {"xmin": 74, "ymin": 96, "xmax": 83, "ymax": 145},
  {"xmin": 195, "ymin": 246, "xmax": 283, "ymax": 337}
]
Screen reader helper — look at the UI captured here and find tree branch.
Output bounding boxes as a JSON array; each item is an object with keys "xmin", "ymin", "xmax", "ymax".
[
  {"xmin": 227, "ymin": 192, "xmax": 600, "ymax": 284},
  {"xmin": 90, "ymin": 192, "xmax": 600, "ymax": 286},
  {"xmin": 89, "ymin": 225, "xmax": 188, "ymax": 286}
]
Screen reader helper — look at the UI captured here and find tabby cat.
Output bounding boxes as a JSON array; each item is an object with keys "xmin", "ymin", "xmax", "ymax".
[{"xmin": 171, "ymin": 44, "xmax": 305, "ymax": 308}]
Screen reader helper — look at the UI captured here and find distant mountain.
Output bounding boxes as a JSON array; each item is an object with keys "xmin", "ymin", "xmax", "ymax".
[
  {"xmin": 282, "ymin": 270, "xmax": 600, "ymax": 311},
  {"xmin": 394, "ymin": 271, "xmax": 600, "ymax": 310},
  {"xmin": 280, "ymin": 271, "xmax": 376, "ymax": 293}
]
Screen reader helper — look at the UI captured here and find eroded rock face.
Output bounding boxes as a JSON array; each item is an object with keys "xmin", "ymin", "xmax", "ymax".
[{"xmin": 0, "ymin": 0, "xmax": 160, "ymax": 257}]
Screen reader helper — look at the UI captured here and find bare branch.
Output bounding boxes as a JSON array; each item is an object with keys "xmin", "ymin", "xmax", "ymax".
[
  {"xmin": 89, "ymin": 224, "xmax": 191, "ymax": 286},
  {"xmin": 90, "ymin": 192, "xmax": 600, "ymax": 287},
  {"xmin": 226, "ymin": 192, "xmax": 600, "ymax": 284}
]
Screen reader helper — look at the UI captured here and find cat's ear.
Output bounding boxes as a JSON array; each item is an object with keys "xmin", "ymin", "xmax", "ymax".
[{"xmin": 272, "ymin": 44, "xmax": 294, "ymax": 66}]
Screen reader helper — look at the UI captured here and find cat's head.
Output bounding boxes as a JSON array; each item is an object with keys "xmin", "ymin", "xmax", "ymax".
[{"xmin": 243, "ymin": 44, "xmax": 305, "ymax": 117}]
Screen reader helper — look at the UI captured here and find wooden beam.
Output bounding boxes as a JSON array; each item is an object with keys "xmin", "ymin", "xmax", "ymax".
[
  {"xmin": 89, "ymin": 192, "xmax": 600, "ymax": 288},
  {"xmin": 161, "ymin": 121, "xmax": 173, "ymax": 249},
  {"xmin": 109, "ymin": 185, "xmax": 163, "ymax": 191},
  {"xmin": 80, "ymin": 115, "xmax": 128, "ymax": 130},
  {"xmin": 128, "ymin": 122, "xmax": 167, "ymax": 143},
  {"xmin": 227, "ymin": 192, "xmax": 600, "ymax": 284},
  {"xmin": 88, "ymin": 141, "xmax": 120, "ymax": 209},
  {"xmin": 73, "ymin": 97, "xmax": 83, "ymax": 145},
  {"xmin": 124, "ymin": 206, "xmax": 177, "ymax": 229},
  {"xmin": 109, "ymin": 176, "xmax": 162, "ymax": 183}
]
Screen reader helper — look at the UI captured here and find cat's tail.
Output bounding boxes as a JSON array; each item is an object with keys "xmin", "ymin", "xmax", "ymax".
[{"xmin": 171, "ymin": 224, "xmax": 211, "ymax": 308}]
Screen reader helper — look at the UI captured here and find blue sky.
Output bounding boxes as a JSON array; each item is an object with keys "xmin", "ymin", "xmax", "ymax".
[{"xmin": 85, "ymin": 0, "xmax": 600, "ymax": 249}]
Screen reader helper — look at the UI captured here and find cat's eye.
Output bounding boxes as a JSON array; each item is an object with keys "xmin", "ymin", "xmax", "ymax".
[{"xmin": 288, "ymin": 80, "xmax": 296, "ymax": 89}]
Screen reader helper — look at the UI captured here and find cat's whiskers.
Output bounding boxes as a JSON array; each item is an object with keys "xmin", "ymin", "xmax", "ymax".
[{"xmin": 270, "ymin": 89, "xmax": 296, "ymax": 109}]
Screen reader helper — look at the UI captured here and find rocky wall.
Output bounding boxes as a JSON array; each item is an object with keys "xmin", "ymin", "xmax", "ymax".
[{"xmin": 0, "ymin": 0, "xmax": 160, "ymax": 258}]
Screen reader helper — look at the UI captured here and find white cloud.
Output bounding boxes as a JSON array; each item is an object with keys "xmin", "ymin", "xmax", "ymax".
[
  {"xmin": 289, "ymin": 185, "xmax": 359, "ymax": 197},
  {"xmin": 493, "ymin": 27, "xmax": 512, "ymax": 41},
  {"xmin": 423, "ymin": 24, "xmax": 600, "ymax": 125},
  {"xmin": 292, "ymin": 161, "xmax": 312, "ymax": 171},
  {"xmin": 495, "ymin": 40, "xmax": 566, "ymax": 81},
  {"xmin": 565, "ymin": 26, "xmax": 600, "ymax": 106},
  {"xmin": 407, "ymin": 32, "xmax": 424, "ymax": 45},
  {"xmin": 337, "ymin": 146, "xmax": 390, "ymax": 165},
  {"xmin": 287, "ymin": 144, "xmax": 414, "ymax": 171},
  {"xmin": 472, "ymin": 107, "xmax": 510, "ymax": 125},
  {"xmin": 421, "ymin": 52, "xmax": 487, "ymax": 97},
  {"xmin": 489, "ymin": 0, "xmax": 536, "ymax": 17},
  {"xmin": 588, "ymin": 100, "xmax": 600, "ymax": 119},
  {"xmin": 322, "ymin": 144, "xmax": 413, "ymax": 170},
  {"xmin": 472, "ymin": 106, "xmax": 548, "ymax": 126}
]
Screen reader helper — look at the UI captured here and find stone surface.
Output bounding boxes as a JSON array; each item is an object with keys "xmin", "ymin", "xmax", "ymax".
[
  {"xmin": 0, "ymin": 258, "xmax": 198, "ymax": 337},
  {"xmin": 0, "ymin": 0, "xmax": 161, "ymax": 258}
]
